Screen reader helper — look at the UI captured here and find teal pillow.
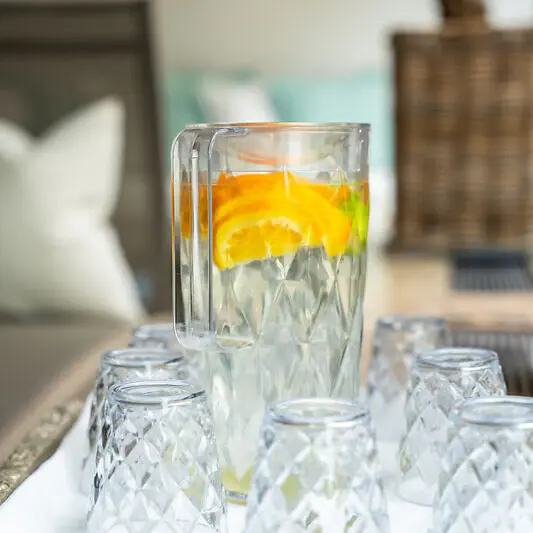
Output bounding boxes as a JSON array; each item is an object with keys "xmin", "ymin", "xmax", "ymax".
[
  {"xmin": 163, "ymin": 68, "xmax": 392, "ymax": 171},
  {"xmin": 163, "ymin": 72, "xmax": 203, "ymax": 155},
  {"xmin": 163, "ymin": 68, "xmax": 256, "ymax": 155},
  {"xmin": 267, "ymin": 69, "xmax": 392, "ymax": 170}
]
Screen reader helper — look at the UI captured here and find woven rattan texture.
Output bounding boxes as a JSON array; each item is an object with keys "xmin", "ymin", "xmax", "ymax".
[
  {"xmin": 393, "ymin": 26, "xmax": 533, "ymax": 251},
  {"xmin": 449, "ymin": 329, "xmax": 533, "ymax": 396}
]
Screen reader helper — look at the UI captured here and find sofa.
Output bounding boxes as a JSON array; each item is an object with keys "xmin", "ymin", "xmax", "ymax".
[{"xmin": 0, "ymin": 1, "xmax": 170, "ymax": 468}]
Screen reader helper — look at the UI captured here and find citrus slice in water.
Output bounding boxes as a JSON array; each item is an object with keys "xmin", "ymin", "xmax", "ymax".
[
  {"xmin": 214, "ymin": 203, "xmax": 315, "ymax": 270},
  {"xmin": 213, "ymin": 183, "xmax": 352, "ymax": 269}
]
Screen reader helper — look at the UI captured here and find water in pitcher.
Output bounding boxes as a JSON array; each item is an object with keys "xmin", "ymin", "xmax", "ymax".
[
  {"xmin": 179, "ymin": 170, "xmax": 369, "ymax": 498},
  {"xmin": 173, "ymin": 124, "xmax": 370, "ymax": 501}
]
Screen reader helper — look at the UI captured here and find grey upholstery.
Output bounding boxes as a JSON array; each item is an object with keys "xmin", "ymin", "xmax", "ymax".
[
  {"xmin": 0, "ymin": 0, "xmax": 170, "ymax": 312},
  {"xmin": 0, "ymin": 0, "xmax": 171, "ymax": 464}
]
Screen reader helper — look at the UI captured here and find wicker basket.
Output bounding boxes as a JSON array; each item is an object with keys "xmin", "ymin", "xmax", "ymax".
[{"xmin": 392, "ymin": 0, "xmax": 533, "ymax": 252}]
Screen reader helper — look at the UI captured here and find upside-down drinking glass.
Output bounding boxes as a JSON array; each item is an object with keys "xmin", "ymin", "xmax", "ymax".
[
  {"xmin": 87, "ymin": 380, "xmax": 226, "ymax": 533},
  {"xmin": 172, "ymin": 123, "xmax": 371, "ymax": 501},
  {"xmin": 130, "ymin": 323, "xmax": 203, "ymax": 382},
  {"xmin": 81, "ymin": 348, "xmax": 189, "ymax": 494},
  {"xmin": 244, "ymin": 398, "xmax": 391, "ymax": 533},
  {"xmin": 398, "ymin": 348, "xmax": 506, "ymax": 506},
  {"xmin": 434, "ymin": 397, "xmax": 533, "ymax": 533},
  {"xmin": 366, "ymin": 315, "xmax": 448, "ymax": 442},
  {"xmin": 130, "ymin": 323, "xmax": 180, "ymax": 350}
]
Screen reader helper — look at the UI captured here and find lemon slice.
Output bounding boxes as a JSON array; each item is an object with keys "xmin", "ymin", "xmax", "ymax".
[{"xmin": 214, "ymin": 208, "xmax": 313, "ymax": 270}]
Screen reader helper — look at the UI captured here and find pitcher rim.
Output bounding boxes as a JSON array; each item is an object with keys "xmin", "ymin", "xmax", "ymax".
[{"xmin": 183, "ymin": 121, "xmax": 370, "ymax": 133}]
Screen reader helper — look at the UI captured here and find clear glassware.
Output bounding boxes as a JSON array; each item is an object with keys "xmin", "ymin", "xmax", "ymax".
[
  {"xmin": 172, "ymin": 123, "xmax": 370, "ymax": 499},
  {"xmin": 434, "ymin": 397, "xmax": 533, "ymax": 533},
  {"xmin": 199, "ymin": 324, "xmax": 362, "ymax": 503},
  {"xmin": 87, "ymin": 380, "xmax": 226, "ymax": 533},
  {"xmin": 398, "ymin": 348, "xmax": 506, "ymax": 506},
  {"xmin": 130, "ymin": 323, "xmax": 180, "ymax": 350},
  {"xmin": 130, "ymin": 323, "xmax": 203, "ymax": 382},
  {"xmin": 366, "ymin": 315, "xmax": 448, "ymax": 442},
  {"xmin": 244, "ymin": 398, "xmax": 391, "ymax": 533},
  {"xmin": 81, "ymin": 348, "xmax": 189, "ymax": 494}
]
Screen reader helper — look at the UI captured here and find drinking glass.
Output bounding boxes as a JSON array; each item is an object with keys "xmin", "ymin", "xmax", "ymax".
[
  {"xmin": 244, "ymin": 398, "xmax": 391, "ymax": 533},
  {"xmin": 130, "ymin": 323, "xmax": 180, "ymax": 350},
  {"xmin": 366, "ymin": 315, "xmax": 447, "ymax": 442},
  {"xmin": 398, "ymin": 348, "xmax": 506, "ymax": 505},
  {"xmin": 130, "ymin": 323, "xmax": 203, "ymax": 382},
  {"xmin": 434, "ymin": 396, "xmax": 533, "ymax": 532},
  {"xmin": 81, "ymin": 348, "xmax": 189, "ymax": 494},
  {"xmin": 173, "ymin": 123, "xmax": 371, "ymax": 500},
  {"xmin": 87, "ymin": 380, "xmax": 225, "ymax": 533}
]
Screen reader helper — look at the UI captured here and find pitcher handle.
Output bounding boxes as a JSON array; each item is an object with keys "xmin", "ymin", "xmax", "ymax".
[{"xmin": 172, "ymin": 126, "xmax": 247, "ymax": 345}]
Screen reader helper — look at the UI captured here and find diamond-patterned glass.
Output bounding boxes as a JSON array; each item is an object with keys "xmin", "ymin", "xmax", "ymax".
[
  {"xmin": 366, "ymin": 315, "xmax": 447, "ymax": 442},
  {"xmin": 87, "ymin": 380, "xmax": 226, "ymax": 533},
  {"xmin": 173, "ymin": 125, "xmax": 370, "ymax": 500},
  {"xmin": 197, "ymin": 319, "xmax": 363, "ymax": 502},
  {"xmin": 244, "ymin": 398, "xmax": 391, "ymax": 533},
  {"xmin": 434, "ymin": 397, "xmax": 533, "ymax": 533},
  {"xmin": 129, "ymin": 324, "xmax": 204, "ymax": 384},
  {"xmin": 398, "ymin": 348, "xmax": 506, "ymax": 506},
  {"xmin": 81, "ymin": 348, "xmax": 190, "ymax": 495},
  {"xmin": 130, "ymin": 323, "xmax": 181, "ymax": 350}
]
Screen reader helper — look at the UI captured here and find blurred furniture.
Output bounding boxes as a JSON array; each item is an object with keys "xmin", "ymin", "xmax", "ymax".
[
  {"xmin": 163, "ymin": 68, "xmax": 393, "ymax": 172},
  {"xmin": 392, "ymin": 0, "xmax": 533, "ymax": 251},
  {"xmin": 451, "ymin": 249, "xmax": 533, "ymax": 292},
  {"xmin": 0, "ymin": 0, "xmax": 168, "ymax": 311},
  {"xmin": 0, "ymin": 321, "xmax": 128, "ymax": 465},
  {"xmin": 0, "ymin": 97, "xmax": 147, "ymax": 321},
  {"xmin": 0, "ymin": 0, "xmax": 167, "ymax": 464}
]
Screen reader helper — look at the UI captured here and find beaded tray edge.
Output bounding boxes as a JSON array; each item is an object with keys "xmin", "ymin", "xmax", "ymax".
[{"xmin": 0, "ymin": 400, "xmax": 83, "ymax": 506}]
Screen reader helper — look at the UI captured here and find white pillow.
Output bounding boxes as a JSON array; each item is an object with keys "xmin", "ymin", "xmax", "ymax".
[
  {"xmin": 0, "ymin": 98, "xmax": 145, "ymax": 322},
  {"xmin": 198, "ymin": 78, "xmax": 278, "ymax": 123},
  {"xmin": 369, "ymin": 169, "xmax": 396, "ymax": 249}
]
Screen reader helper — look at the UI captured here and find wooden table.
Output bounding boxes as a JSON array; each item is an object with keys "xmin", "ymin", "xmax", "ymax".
[
  {"xmin": 362, "ymin": 250, "xmax": 533, "ymax": 375},
  {"xmin": 366, "ymin": 250, "xmax": 533, "ymax": 323}
]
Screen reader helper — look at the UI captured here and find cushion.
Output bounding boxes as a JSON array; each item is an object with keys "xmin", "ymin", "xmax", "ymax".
[
  {"xmin": 163, "ymin": 69, "xmax": 255, "ymax": 151},
  {"xmin": 0, "ymin": 97, "xmax": 145, "ymax": 322},
  {"xmin": 163, "ymin": 68, "xmax": 392, "ymax": 171},
  {"xmin": 198, "ymin": 78, "xmax": 278, "ymax": 123},
  {"xmin": 269, "ymin": 69, "xmax": 392, "ymax": 171}
]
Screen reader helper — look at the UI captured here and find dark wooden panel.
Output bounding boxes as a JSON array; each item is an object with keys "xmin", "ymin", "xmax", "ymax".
[
  {"xmin": 449, "ymin": 328, "xmax": 533, "ymax": 396},
  {"xmin": 392, "ymin": 15, "xmax": 533, "ymax": 252}
]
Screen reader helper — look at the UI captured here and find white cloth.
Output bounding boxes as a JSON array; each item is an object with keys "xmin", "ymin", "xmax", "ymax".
[{"xmin": 0, "ymin": 405, "xmax": 431, "ymax": 533}]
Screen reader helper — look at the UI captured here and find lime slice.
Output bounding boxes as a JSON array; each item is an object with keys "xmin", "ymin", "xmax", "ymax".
[{"xmin": 338, "ymin": 184, "xmax": 369, "ymax": 253}]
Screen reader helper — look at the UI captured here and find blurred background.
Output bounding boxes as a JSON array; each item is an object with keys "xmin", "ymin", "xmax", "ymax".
[
  {"xmin": 1, "ymin": 0, "xmax": 532, "ymax": 319},
  {"xmin": 2, "ymin": 0, "xmax": 533, "ymax": 462}
]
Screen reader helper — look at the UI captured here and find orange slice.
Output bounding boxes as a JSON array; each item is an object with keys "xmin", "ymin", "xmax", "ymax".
[
  {"xmin": 214, "ymin": 203, "xmax": 316, "ymax": 270},
  {"xmin": 181, "ymin": 171, "xmax": 354, "ymax": 268},
  {"xmin": 213, "ymin": 187, "xmax": 352, "ymax": 269}
]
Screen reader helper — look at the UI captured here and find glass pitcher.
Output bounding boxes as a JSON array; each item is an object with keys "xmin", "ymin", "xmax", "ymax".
[{"xmin": 172, "ymin": 122, "xmax": 370, "ymax": 501}]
